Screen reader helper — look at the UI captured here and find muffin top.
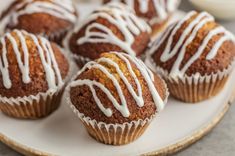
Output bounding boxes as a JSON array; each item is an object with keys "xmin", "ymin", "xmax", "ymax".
[
  {"xmin": 150, "ymin": 11, "xmax": 235, "ymax": 78},
  {"xmin": 0, "ymin": 0, "xmax": 77, "ymax": 37},
  {"xmin": 64, "ymin": 2, "xmax": 151, "ymax": 60},
  {"xmin": 103, "ymin": 0, "xmax": 180, "ymax": 26},
  {"xmin": 0, "ymin": 29, "xmax": 69, "ymax": 98},
  {"xmin": 68, "ymin": 52, "xmax": 168, "ymax": 124}
]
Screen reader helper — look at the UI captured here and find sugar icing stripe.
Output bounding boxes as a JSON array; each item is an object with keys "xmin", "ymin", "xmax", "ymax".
[
  {"xmin": 120, "ymin": 53, "xmax": 165, "ymax": 111},
  {"xmin": 150, "ymin": 11, "xmax": 196, "ymax": 56},
  {"xmin": 0, "ymin": 30, "xmax": 63, "ymax": 89},
  {"xmin": 160, "ymin": 11, "xmax": 197, "ymax": 62},
  {"xmin": 5, "ymin": 32, "xmax": 31, "ymax": 85},
  {"xmin": 0, "ymin": 38, "xmax": 11, "ymax": 89},
  {"xmin": 108, "ymin": 0, "xmax": 180, "ymax": 24},
  {"xmin": 69, "ymin": 52, "xmax": 165, "ymax": 118},
  {"xmin": 174, "ymin": 16, "xmax": 214, "ymax": 77},
  {"xmin": 73, "ymin": 2, "xmax": 150, "ymax": 57}
]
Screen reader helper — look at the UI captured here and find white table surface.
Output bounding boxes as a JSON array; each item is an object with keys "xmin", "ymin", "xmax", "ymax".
[{"xmin": 0, "ymin": 1, "xmax": 235, "ymax": 156}]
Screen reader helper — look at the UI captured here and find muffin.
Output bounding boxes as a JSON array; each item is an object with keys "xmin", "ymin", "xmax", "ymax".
[
  {"xmin": 0, "ymin": 29, "xmax": 70, "ymax": 119},
  {"xmin": 0, "ymin": 0, "xmax": 78, "ymax": 45},
  {"xmin": 148, "ymin": 11, "xmax": 235, "ymax": 103},
  {"xmin": 63, "ymin": 2, "xmax": 151, "ymax": 67},
  {"xmin": 103, "ymin": 0, "xmax": 181, "ymax": 36},
  {"xmin": 66, "ymin": 52, "xmax": 168, "ymax": 145}
]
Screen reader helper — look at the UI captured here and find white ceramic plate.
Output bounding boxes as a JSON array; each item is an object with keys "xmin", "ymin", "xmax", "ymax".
[{"xmin": 0, "ymin": 1, "xmax": 234, "ymax": 156}]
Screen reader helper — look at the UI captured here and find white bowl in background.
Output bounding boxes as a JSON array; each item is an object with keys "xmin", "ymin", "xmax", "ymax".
[{"xmin": 189, "ymin": 0, "xmax": 235, "ymax": 20}]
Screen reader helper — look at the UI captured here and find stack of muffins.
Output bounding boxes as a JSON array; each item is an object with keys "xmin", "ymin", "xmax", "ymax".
[{"xmin": 0, "ymin": 0, "xmax": 235, "ymax": 146}]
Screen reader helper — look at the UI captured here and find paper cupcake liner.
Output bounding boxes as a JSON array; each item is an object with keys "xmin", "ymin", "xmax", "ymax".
[
  {"xmin": 69, "ymin": 104, "xmax": 154, "ymax": 145},
  {"xmin": 147, "ymin": 56, "xmax": 235, "ymax": 103},
  {"xmin": 0, "ymin": 47, "xmax": 75, "ymax": 119},
  {"xmin": 0, "ymin": 89, "xmax": 64, "ymax": 119}
]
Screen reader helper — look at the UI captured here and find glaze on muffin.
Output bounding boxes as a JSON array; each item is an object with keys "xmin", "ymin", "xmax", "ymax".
[
  {"xmin": 64, "ymin": 2, "xmax": 151, "ymax": 67},
  {"xmin": 69, "ymin": 52, "xmax": 167, "ymax": 123},
  {"xmin": 104, "ymin": 0, "xmax": 180, "ymax": 35},
  {"xmin": 150, "ymin": 11, "xmax": 235, "ymax": 77}
]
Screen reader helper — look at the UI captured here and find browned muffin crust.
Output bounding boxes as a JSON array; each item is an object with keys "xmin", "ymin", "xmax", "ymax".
[
  {"xmin": 103, "ymin": 0, "xmax": 170, "ymax": 31},
  {"xmin": 152, "ymin": 13, "xmax": 235, "ymax": 76},
  {"xmin": 0, "ymin": 31, "xmax": 69, "ymax": 98},
  {"xmin": 70, "ymin": 53, "xmax": 167, "ymax": 124},
  {"xmin": 1, "ymin": 0, "xmax": 78, "ymax": 44},
  {"xmin": 104, "ymin": 0, "xmax": 165, "ymax": 21},
  {"xmin": 68, "ymin": 17, "xmax": 150, "ymax": 60},
  {"xmin": 9, "ymin": 13, "xmax": 73, "ymax": 38}
]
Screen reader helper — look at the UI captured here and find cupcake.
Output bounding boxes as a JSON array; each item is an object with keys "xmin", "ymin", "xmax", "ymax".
[
  {"xmin": 0, "ymin": 29, "xmax": 70, "ymax": 119},
  {"xmin": 103, "ymin": 0, "xmax": 181, "ymax": 36},
  {"xmin": 148, "ymin": 11, "xmax": 235, "ymax": 103},
  {"xmin": 63, "ymin": 2, "xmax": 151, "ymax": 67},
  {"xmin": 66, "ymin": 52, "xmax": 168, "ymax": 145},
  {"xmin": 0, "ymin": 0, "xmax": 78, "ymax": 45}
]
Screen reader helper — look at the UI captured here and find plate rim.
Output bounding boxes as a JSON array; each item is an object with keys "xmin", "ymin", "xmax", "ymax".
[
  {"xmin": 144, "ymin": 102, "xmax": 230, "ymax": 156},
  {"xmin": 0, "ymin": 100, "xmax": 233, "ymax": 156}
]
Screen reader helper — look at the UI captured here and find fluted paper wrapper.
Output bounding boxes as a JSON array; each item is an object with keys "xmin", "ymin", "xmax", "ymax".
[
  {"xmin": 155, "ymin": 64, "xmax": 234, "ymax": 103},
  {"xmin": 66, "ymin": 88, "xmax": 167, "ymax": 145},
  {"xmin": 69, "ymin": 104, "xmax": 154, "ymax": 145},
  {"xmin": 0, "ymin": 89, "xmax": 64, "ymax": 119},
  {"xmin": 145, "ymin": 55, "xmax": 235, "ymax": 103}
]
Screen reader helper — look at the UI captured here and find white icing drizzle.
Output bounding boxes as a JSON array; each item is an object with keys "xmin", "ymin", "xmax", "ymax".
[
  {"xmin": 108, "ymin": 0, "xmax": 180, "ymax": 24},
  {"xmin": 0, "ymin": 38, "xmax": 11, "ymax": 89},
  {"xmin": 0, "ymin": 29, "xmax": 63, "ymax": 89},
  {"xmin": 150, "ymin": 11, "xmax": 235, "ymax": 78},
  {"xmin": 68, "ymin": 52, "xmax": 165, "ymax": 118},
  {"xmin": 0, "ymin": 0, "xmax": 76, "ymax": 34},
  {"xmin": 73, "ymin": 2, "xmax": 150, "ymax": 56},
  {"xmin": 6, "ymin": 31, "xmax": 31, "ymax": 84}
]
